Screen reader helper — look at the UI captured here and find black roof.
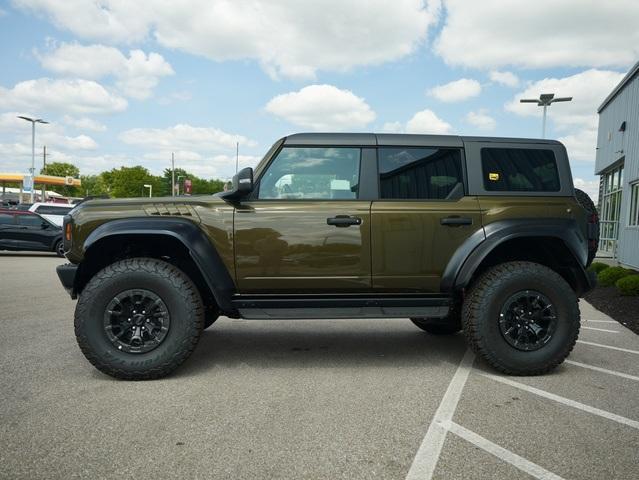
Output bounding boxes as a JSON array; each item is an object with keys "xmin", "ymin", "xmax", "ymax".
[{"xmin": 282, "ymin": 133, "xmax": 560, "ymax": 147}]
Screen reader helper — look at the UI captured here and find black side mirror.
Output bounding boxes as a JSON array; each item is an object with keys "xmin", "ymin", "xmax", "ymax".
[{"xmin": 221, "ymin": 167, "xmax": 254, "ymax": 202}]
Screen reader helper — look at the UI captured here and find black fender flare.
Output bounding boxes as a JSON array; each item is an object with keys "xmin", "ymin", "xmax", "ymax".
[
  {"xmin": 441, "ymin": 218, "xmax": 590, "ymax": 293},
  {"xmin": 82, "ymin": 217, "xmax": 236, "ymax": 312}
]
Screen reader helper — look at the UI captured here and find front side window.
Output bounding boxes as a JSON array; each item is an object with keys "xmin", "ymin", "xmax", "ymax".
[
  {"xmin": 379, "ymin": 147, "xmax": 463, "ymax": 200},
  {"xmin": 481, "ymin": 148, "xmax": 560, "ymax": 192},
  {"xmin": 17, "ymin": 214, "xmax": 43, "ymax": 227},
  {"xmin": 258, "ymin": 147, "xmax": 360, "ymax": 200}
]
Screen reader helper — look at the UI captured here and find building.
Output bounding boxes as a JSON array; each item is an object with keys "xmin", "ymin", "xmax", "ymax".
[{"xmin": 595, "ymin": 61, "xmax": 639, "ymax": 268}]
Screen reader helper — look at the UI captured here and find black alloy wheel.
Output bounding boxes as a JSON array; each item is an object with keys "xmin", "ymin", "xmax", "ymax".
[{"xmin": 498, "ymin": 290, "xmax": 558, "ymax": 351}]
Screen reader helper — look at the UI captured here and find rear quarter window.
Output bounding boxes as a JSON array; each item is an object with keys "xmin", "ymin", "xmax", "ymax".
[{"xmin": 481, "ymin": 148, "xmax": 560, "ymax": 192}]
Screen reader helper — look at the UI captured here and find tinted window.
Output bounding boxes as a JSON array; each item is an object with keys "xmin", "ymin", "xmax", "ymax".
[
  {"xmin": 35, "ymin": 205, "xmax": 72, "ymax": 215},
  {"xmin": 481, "ymin": 148, "xmax": 560, "ymax": 192},
  {"xmin": 17, "ymin": 214, "xmax": 43, "ymax": 227},
  {"xmin": 0, "ymin": 214, "xmax": 14, "ymax": 225},
  {"xmin": 258, "ymin": 147, "xmax": 360, "ymax": 200},
  {"xmin": 379, "ymin": 148, "xmax": 463, "ymax": 200}
]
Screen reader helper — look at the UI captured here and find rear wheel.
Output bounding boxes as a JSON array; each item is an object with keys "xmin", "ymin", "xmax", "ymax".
[
  {"xmin": 462, "ymin": 261, "xmax": 579, "ymax": 375},
  {"xmin": 74, "ymin": 257, "xmax": 204, "ymax": 380}
]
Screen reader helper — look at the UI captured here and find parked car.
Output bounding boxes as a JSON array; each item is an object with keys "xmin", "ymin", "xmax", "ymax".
[
  {"xmin": 58, "ymin": 133, "xmax": 599, "ymax": 380},
  {"xmin": 0, "ymin": 209, "xmax": 64, "ymax": 257},
  {"xmin": 28, "ymin": 202, "xmax": 74, "ymax": 226}
]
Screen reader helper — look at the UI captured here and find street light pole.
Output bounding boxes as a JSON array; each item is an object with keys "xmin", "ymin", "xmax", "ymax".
[
  {"xmin": 171, "ymin": 152, "xmax": 175, "ymax": 197},
  {"xmin": 519, "ymin": 93, "xmax": 572, "ymax": 139},
  {"xmin": 18, "ymin": 116, "xmax": 49, "ymax": 203}
]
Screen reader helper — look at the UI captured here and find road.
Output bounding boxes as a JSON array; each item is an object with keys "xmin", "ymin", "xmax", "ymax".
[{"xmin": 1, "ymin": 252, "xmax": 638, "ymax": 479}]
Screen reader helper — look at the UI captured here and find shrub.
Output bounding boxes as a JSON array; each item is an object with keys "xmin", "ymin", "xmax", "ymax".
[
  {"xmin": 587, "ymin": 262, "xmax": 609, "ymax": 274},
  {"xmin": 598, "ymin": 266, "xmax": 633, "ymax": 287},
  {"xmin": 616, "ymin": 274, "xmax": 639, "ymax": 296}
]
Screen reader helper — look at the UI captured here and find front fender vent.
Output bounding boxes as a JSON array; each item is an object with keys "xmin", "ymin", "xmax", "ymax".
[{"xmin": 144, "ymin": 203, "xmax": 200, "ymax": 221}]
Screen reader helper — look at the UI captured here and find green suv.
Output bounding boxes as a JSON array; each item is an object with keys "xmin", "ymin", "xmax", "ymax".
[{"xmin": 57, "ymin": 133, "xmax": 599, "ymax": 380}]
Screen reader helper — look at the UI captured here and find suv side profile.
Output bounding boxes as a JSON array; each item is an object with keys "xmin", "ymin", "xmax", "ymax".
[
  {"xmin": 57, "ymin": 133, "xmax": 598, "ymax": 380},
  {"xmin": 0, "ymin": 209, "xmax": 64, "ymax": 256}
]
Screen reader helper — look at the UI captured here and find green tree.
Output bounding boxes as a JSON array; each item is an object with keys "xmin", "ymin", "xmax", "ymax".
[
  {"xmin": 103, "ymin": 166, "xmax": 162, "ymax": 198},
  {"xmin": 40, "ymin": 161, "xmax": 81, "ymax": 196}
]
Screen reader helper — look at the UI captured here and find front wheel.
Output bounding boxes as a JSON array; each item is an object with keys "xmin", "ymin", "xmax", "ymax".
[
  {"xmin": 74, "ymin": 258, "xmax": 204, "ymax": 380},
  {"xmin": 54, "ymin": 240, "xmax": 65, "ymax": 257},
  {"xmin": 462, "ymin": 261, "xmax": 580, "ymax": 375}
]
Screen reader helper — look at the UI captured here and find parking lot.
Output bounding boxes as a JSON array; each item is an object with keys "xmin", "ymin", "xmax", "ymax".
[{"xmin": 1, "ymin": 252, "xmax": 638, "ymax": 480}]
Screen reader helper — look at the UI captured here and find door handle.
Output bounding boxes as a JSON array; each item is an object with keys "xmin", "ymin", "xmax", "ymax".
[
  {"xmin": 440, "ymin": 216, "xmax": 472, "ymax": 226},
  {"xmin": 327, "ymin": 215, "xmax": 362, "ymax": 227}
]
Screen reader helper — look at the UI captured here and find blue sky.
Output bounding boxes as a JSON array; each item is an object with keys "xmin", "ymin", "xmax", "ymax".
[{"xmin": 1, "ymin": 0, "xmax": 638, "ymax": 200}]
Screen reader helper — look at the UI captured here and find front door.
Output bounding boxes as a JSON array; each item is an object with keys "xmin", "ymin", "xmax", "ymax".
[
  {"xmin": 234, "ymin": 146, "xmax": 371, "ymax": 293},
  {"xmin": 15, "ymin": 214, "xmax": 52, "ymax": 250},
  {"xmin": 371, "ymin": 146, "xmax": 483, "ymax": 293}
]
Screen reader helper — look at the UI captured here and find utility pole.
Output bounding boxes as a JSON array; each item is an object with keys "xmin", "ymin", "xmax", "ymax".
[
  {"xmin": 41, "ymin": 146, "xmax": 47, "ymax": 202},
  {"xmin": 171, "ymin": 152, "xmax": 175, "ymax": 197},
  {"xmin": 18, "ymin": 116, "xmax": 49, "ymax": 203},
  {"xmin": 236, "ymin": 142, "xmax": 239, "ymax": 173},
  {"xmin": 519, "ymin": 93, "xmax": 572, "ymax": 139}
]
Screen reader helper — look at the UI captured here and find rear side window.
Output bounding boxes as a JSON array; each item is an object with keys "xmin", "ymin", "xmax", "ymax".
[
  {"xmin": 35, "ymin": 205, "xmax": 72, "ymax": 215},
  {"xmin": 379, "ymin": 148, "xmax": 463, "ymax": 200},
  {"xmin": 481, "ymin": 148, "xmax": 560, "ymax": 192},
  {"xmin": 0, "ymin": 214, "xmax": 14, "ymax": 225}
]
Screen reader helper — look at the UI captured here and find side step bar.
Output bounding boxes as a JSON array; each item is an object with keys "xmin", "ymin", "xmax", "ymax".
[{"xmin": 231, "ymin": 294, "xmax": 451, "ymax": 320}]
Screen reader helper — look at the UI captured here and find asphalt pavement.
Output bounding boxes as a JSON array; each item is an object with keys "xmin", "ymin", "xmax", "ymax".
[{"xmin": 1, "ymin": 252, "xmax": 638, "ymax": 479}]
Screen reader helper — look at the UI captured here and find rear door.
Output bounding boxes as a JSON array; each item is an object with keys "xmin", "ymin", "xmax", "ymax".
[
  {"xmin": 371, "ymin": 143, "xmax": 483, "ymax": 293},
  {"xmin": 234, "ymin": 145, "xmax": 375, "ymax": 293}
]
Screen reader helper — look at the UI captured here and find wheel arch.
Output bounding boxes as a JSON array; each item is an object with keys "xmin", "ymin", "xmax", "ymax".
[
  {"xmin": 442, "ymin": 219, "xmax": 593, "ymax": 296},
  {"xmin": 74, "ymin": 218, "xmax": 237, "ymax": 314}
]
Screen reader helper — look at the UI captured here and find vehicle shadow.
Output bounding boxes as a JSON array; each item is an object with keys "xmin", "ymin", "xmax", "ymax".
[{"xmin": 177, "ymin": 319, "xmax": 468, "ymax": 377}]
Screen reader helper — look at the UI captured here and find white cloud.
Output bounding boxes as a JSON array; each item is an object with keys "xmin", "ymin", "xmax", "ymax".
[
  {"xmin": 574, "ymin": 178, "xmax": 600, "ymax": 203},
  {"xmin": 62, "ymin": 115, "xmax": 106, "ymax": 132},
  {"xmin": 506, "ymin": 69, "xmax": 624, "ymax": 164},
  {"xmin": 489, "ymin": 70, "xmax": 519, "ymax": 88},
  {"xmin": 119, "ymin": 124, "xmax": 255, "ymax": 152},
  {"xmin": 406, "ymin": 109, "xmax": 453, "ymax": 134},
  {"xmin": 14, "ymin": 0, "xmax": 440, "ymax": 80},
  {"xmin": 39, "ymin": 131, "xmax": 98, "ymax": 150},
  {"xmin": 428, "ymin": 78, "xmax": 481, "ymax": 103},
  {"xmin": 383, "ymin": 109, "xmax": 453, "ymax": 135},
  {"xmin": 0, "ymin": 78, "xmax": 127, "ymax": 115},
  {"xmin": 436, "ymin": 0, "xmax": 639, "ymax": 69},
  {"xmin": 466, "ymin": 110, "xmax": 496, "ymax": 131},
  {"xmin": 265, "ymin": 85, "xmax": 376, "ymax": 131},
  {"xmin": 39, "ymin": 43, "xmax": 174, "ymax": 99}
]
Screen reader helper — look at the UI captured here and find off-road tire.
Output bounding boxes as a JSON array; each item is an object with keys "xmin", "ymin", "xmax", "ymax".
[
  {"xmin": 54, "ymin": 239, "xmax": 65, "ymax": 257},
  {"xmin": 575, "ymin": 188, "xmax": 599, "ymax": 267},
  {"xmin": 74, "ymin": 257, "xmax": 204, "ymax": 380},
  {"xmin": 411, "ymin": 303, "xmax": 462, "ymax": 335},
  {"xmin": 462, "ymin": 261, "xmax": 580, "ymax": 375}
]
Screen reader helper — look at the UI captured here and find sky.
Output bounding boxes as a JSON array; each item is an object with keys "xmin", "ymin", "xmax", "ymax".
[{"xmin": 1, "ymin": 0, "xmax": 638, "ymax": 201}]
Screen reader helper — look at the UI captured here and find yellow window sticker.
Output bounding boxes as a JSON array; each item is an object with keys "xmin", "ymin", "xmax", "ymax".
[{"xmin": 488, "ymin": 172, "xmax": 500, "ymax": 181}]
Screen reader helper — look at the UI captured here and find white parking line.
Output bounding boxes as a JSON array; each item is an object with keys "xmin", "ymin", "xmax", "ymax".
[
  {"xmin": 445, "ymin": 421, "xmax": 566, "ymax": 480},
  {"xmin": 481, "ymin": 373, "xmax": 639, "ymax": 430},
  {"xmin": 565, "ymin": 360, "xmax": 639, "ymax": 381},
  {"xmin": 581, "ymin": 326, "xmax": 619, "ymax": 333},
  {"xmin": 577, "ymin": 340, "xmax": 639, "ymax": 355},
  {"xmin": 405, "ymin": 349, "xmax": 475, "ymax": 480},
  {"xmin": 583, "ymin": 319, "xmax": 618, "ymax": 324}
]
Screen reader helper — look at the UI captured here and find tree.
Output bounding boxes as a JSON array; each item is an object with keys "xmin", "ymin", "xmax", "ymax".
[
  {"xmin": 102, "ymin": 166, "xmax": 162, "ymax": 198},
  {"xmin": 40, "ymin": 162, "xmax": 81, "ymax": 196}
]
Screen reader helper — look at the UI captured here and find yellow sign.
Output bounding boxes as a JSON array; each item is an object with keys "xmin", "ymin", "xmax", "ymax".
[{"xmin": 489, "ymin": 172, "xmax": 500, "ymax": 181}]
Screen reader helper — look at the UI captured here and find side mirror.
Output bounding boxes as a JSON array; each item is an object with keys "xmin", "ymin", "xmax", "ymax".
[{"xmin": 221, "ymin": 167, "xmax": 254, "ymax": 202}]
